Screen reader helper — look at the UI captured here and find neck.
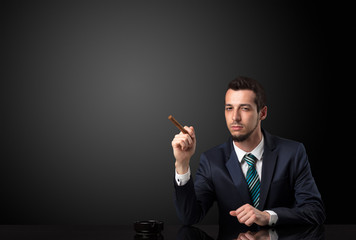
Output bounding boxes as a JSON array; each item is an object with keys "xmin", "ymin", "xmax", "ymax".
[{"xmin": 233, "ymin": 128, "xmax": 263, "ymax": 152}]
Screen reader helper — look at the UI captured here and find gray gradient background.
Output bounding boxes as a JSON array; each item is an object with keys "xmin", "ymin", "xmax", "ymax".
[{"xmin": 2, "ymin": 1, "xmax": 355, "ymax": 224}]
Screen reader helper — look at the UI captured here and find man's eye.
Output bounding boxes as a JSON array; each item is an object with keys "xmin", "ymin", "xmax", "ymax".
[{"xmin": 225, "ymin": 107, "xmax": 232, "ymax": 111}]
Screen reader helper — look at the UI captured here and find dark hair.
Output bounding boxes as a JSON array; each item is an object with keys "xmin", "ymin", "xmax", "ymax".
[{"xmin": 227, "ymin": 76, "xmax": 267, "ymax": 112}]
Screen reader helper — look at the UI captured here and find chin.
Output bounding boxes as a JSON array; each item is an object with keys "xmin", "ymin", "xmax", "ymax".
[{"xmin": 231, "ymin": 131, "xmax": 253, "ymax": 142}]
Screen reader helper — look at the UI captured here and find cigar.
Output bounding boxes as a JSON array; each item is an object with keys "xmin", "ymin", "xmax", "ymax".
[{"xmin": 168, "ymin": 115, "xmax": 188, "ymax": 134}]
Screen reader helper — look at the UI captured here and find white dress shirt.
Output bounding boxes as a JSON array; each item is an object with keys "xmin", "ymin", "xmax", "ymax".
[
  {"xmin": 233, "ymin": 136, "xmax": 264, "ymax": 181},
  {"xmin": 175, "ymin": 135, "xmax": 278, "ymax": 226}
]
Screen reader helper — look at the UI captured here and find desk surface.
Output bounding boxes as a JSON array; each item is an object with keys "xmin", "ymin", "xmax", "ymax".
[{"xmin": 0, "ymin": 224, "xmax": 354, "ymax": 239}]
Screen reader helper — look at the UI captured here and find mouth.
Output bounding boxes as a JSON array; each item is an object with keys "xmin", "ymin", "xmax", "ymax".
[{"xmin": 231, "ymin": 125, "xmax": 243, "ymax": 131}]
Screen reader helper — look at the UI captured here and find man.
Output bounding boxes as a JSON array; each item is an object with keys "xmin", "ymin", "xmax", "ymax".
[{"xmin": 171, "ymin": 76, "xmax": 325, "ymax": 227}]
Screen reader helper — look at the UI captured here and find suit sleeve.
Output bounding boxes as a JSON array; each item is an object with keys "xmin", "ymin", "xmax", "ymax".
[
  {"xmin": 272, "ymin": 143, "xmax": 326, "ymax": 225},
  {"xmin": 174, "ymin": 153, "xmax": 216, "ymax": 225}
]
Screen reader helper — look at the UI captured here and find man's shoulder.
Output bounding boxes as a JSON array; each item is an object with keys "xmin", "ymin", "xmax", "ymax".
[
  {"xmin": 265, "ymin": 131, "xmax": 306, "ymax": 154},
  {"xmin": 274, "ymin": 136, "xmax": 303, "ymax": 147},
  {"xmin": 272, "ymin": 134, "xmax": 302, "ymax": 146}
]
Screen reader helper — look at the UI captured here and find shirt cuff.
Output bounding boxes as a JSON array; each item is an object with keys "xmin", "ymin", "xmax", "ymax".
[
  {"xmin": 175, "ymin": 167, "xmax": 191, "ymax": 186},
  {"xmin": 265, "ymin": 210, "xmax": 278, "ymax": 226}
]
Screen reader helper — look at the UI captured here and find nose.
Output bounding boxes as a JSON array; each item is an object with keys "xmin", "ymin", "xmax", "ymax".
[{"xmin": 232, "ymin": 109, "xmax": 241, "ymax": 122}]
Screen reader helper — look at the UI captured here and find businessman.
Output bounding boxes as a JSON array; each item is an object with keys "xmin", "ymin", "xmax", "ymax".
[{"xmin": 171, "ymin": 76, "xmax": 325, "ymax": 227}]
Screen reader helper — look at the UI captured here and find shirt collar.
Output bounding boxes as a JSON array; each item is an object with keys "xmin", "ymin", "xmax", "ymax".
[{"xmin": 233, "ymin": 135, "xmax": 264, "ymax": 163}]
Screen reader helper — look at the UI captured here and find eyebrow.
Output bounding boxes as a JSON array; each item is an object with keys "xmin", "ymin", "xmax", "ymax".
[{"xmin": 225, "ymin": 103, "xmax": 253, "ymax": 107}]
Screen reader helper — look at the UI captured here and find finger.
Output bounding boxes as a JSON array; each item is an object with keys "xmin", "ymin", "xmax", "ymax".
[
  {"xmin": 244, "ymin": 214, "xmax": 256, "ymax": 227},
  {"xmin": 179, "ymin": 138, "xmax": 189, "ymax": 150},
  {"xmin": 229, "ymin": 210, "xmax": 237, "ymax": 216},
  {"xmin": 175, "ymin": 130, "xmax": 193, "ymax": 146},
  {"xmin": 173, "ymin": 134, "xmax": 190, "ymax": 144},
  {"xmin": 171, "ymin": 135, "xmax": 183, "ymax": 147},
  {"xmin": 235, "ymin": 203, "xmax": 249, "ymax": 215},
  {"xmin": 236, "ymin": 207, "xmax": 247, "ymax": 219},
  {"xmin": 238, "ymin": 210, "xmax": 252, "ymax": 224},
  {"xmin": 172, "ymin": 137, "xmax": 188, "ymax": 150},
  {"xmin": 184, "ymin": 126, "xmax": 195, "ymax": 139},
  {"xmin": 237, "ymin": 233, "xmax": 249, "ymax": 240},
  {"xmin": 185, "ymin": 134, "xmax": 193, "ymax": 145},
  {"xmin": 243, "ymin": 231, "xmax": 255, "ymax": 240},
  {"xmin": 238, "ymin": 207, "xmax": 256, "ymax": 224}
]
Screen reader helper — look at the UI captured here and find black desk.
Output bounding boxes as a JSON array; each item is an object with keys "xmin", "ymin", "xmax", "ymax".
[{"xmin": 0, "ymin": 224, "xmax": 354, "ymax": 239}]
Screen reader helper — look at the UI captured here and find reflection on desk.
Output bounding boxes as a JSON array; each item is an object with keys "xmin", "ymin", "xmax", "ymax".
[
  {"xmin": 178, "ymin": 225, "xmax": 326, "ymax": 240},
  {"xmin": 0, "ymin": 224, "xmax": 355, "ymax": 239}
]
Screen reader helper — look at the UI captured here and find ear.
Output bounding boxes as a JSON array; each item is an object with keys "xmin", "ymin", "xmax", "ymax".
[{"xmin": 259, "ymin": 106, "xmax": 267, "ymax": 120}]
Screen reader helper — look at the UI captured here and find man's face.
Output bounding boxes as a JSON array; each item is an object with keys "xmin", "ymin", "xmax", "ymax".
[{"xmin": 225, "ymin": 89, "xmax": 265, "ymax": 142}]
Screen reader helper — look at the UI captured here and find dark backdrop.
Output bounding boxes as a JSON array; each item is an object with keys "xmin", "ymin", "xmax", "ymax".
[{"xmin": 2, "ymin": 1, "xmax": 355, "ymax": 225}]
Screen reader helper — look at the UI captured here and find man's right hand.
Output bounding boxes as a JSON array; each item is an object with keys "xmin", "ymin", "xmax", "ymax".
[{"xmin": 171, "ymin": 126, "xmax": 196, "ymax": 174}]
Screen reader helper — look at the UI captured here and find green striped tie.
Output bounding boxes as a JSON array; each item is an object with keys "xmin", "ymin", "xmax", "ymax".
[{"xmin": 244, "ymin": 153, "xmax": 260, "ymax": 208}]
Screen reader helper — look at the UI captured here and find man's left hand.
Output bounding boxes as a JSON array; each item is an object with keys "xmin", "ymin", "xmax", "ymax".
[{"xmin": 229, "ymin": 203, "xmax": 270, "ymax": 226}]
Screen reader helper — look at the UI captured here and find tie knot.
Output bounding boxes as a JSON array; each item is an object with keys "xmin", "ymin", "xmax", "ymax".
[{"xmin": 244, "ymin": 153, "xmax": 258, "ymax": 167}]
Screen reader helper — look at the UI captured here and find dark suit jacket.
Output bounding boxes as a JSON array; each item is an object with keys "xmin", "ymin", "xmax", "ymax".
[{"xmin": 174, "ymin": 129, "xmax": 325, "ymax": 226}]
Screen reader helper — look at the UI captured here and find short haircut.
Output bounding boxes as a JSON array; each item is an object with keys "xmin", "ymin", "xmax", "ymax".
[{"xmin": 227, "ymin": 76, "xmax": 267, "ymax": 112}]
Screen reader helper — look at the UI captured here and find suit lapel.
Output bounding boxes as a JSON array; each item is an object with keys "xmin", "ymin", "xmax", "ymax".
[
  {"xmin": 225, "ymin": 140, "xmax": 251, "ymax": 205},
  {"xmin": 259, "ymin": 130, "xmax": 277, "ymax": 210},
  {"xmin": 223, "ymin": 130, "xmax": 278, "ymax": 210}
]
